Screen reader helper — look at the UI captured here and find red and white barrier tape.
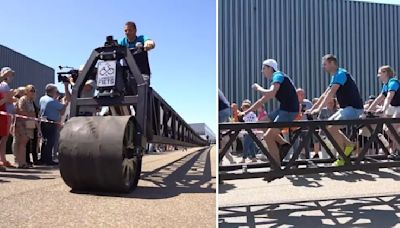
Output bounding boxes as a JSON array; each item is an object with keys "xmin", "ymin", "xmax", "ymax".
[{"xmin": 0, "ymin": 111, "xmax": 61, "ymax": 125}]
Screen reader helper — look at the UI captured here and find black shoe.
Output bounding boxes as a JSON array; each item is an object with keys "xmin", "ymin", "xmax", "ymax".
[
  {"xmin": 34, "ymin": 160, "xmax": 46, "ymax": 165},
  {"xmin": 17, "ymin": 164, "xmax": 30, "ymax": 169},
  {"xmin": 388, "ymin": 151, "xmax": 400, "ymax": 161},
  {"xmin": 312, "ymin": 153, "xmax": 320, "ymax": 159},
  {"xmin": 277, "ymin": 143, "xmax": 291, "ymax": 161},
  {"xmin": 264, "ymin": 172, "xmax": 285, "ymax": 182},
  {"xmin": 46, "ymin": 161, "xmax": 59, "ymax": 166}
]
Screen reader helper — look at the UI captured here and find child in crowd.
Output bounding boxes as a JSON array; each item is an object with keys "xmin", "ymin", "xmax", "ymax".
[{"xmin": 240, "ymin": 100, "xmax": 258, "ymax": 163}]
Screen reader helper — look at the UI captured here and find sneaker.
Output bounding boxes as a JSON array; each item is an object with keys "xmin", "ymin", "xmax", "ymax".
[
  {"xmin": 250, "ymin": 158, "xmax": 257, "ymax": 163},
  {"xmin": 388, "ymin": 151, "xmax": 400, "ymax": 161},
  {"xmin": 34, "ymin": 160, "xmax": 46, "ymax": 166},
  {"xmin": 344, "ymin": 145, "xmax": 355, "ymax": 157},
  {"xmin": 17, "ymin": 164, "xmax": 30, "ymax": 169},
  {"xmin": 277, "ymin": 143, "xmax": 291, "ymax": 161},
  {"xmin": 240, "ymin": 158, "xmax": 246, "ymax": 163},
  {"xmin": 46, "ymin": 161, "xmax": 59, "ymax": 166},
  {"xmin": 332, "ymin": 159, "xmax": 345, "ymax": 167},
  {"xmin": 331, "ymin": 145, "xmax": 355, "ymax": 167}
]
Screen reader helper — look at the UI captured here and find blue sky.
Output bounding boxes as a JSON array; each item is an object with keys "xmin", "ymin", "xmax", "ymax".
[{"xmin": 0, "ymin": 0, "xmax": 217, "ymax": 134}]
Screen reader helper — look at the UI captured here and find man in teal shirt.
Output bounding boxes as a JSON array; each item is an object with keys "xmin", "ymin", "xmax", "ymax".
[{"xmin": 118, "ymin": 21, "xmax": 155, "ymax": 51}]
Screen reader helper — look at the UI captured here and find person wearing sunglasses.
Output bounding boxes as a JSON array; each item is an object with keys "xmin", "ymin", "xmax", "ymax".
[{"xmin": 14, "ymin": 85, "xmax": 37, "ymax": 168}]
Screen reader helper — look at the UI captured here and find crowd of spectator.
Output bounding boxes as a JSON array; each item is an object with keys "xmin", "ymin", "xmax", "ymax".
[{"xmin": 0, "ymin": 67, "xmax": 73, "ymax": 170}]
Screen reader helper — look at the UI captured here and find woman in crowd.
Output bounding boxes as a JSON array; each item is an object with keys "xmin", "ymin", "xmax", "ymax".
[
  {"xmin": 366, "ymin": 65, "xmax": 400, "ymax": 160},
  {"xmin": 11, "ymin": 86, "xmax": 25, "ymax": 160},
  {"xmin": 256, "ymin": 104, "xmax": 268, "ymax": 121},
  {"xmin": 14, "ymin": 85, "xmax": 37, "ymax": 168},
  {"xmin": 26, "ymin": 101, "xmax": 39, "ymax": 165}
]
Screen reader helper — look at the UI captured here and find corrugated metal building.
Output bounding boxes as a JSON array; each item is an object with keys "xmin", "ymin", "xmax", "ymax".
[
  {"xmin": 190, "ymin": 123, "xmax": 216, "ymax": 143},
  {"xmin": 0, "ymin": 44, "xmax": 54, "ymax": 104},
  {"xmin": 218, "ymin": 0, "xmax": 400, "ymax": 110}
]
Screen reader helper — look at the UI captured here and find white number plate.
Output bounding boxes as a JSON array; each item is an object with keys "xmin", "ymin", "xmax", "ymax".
[{"xmin": 97, "ymin": 61, "xmax": 116, "ymax": 87}]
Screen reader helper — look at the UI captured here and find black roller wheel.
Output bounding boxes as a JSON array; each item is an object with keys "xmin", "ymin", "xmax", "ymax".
[{"xmin": 59, "ymin": 116, "xmax": 144, "ymax": 193}]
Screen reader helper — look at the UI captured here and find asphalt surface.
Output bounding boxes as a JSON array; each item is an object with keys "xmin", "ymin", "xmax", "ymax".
[
  {"xmin": 0, "ymin": 146, "xmax": 216, "ymax": 227},
  {"xmin": 219, "ymin": 165, "xmax": 400, "ymax": 227}
]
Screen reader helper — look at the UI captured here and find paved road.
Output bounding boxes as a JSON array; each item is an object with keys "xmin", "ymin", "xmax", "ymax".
[
  {"xmin": 0, "ymin": 146, "xmax": 216, "ymax": 227},
  {"xmin": 219, "ymin": 167, "xmax": 400, "ymax": 227}
]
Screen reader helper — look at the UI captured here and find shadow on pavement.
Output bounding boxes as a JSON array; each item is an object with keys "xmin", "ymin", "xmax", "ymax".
[
  {"xmin": 287, "ymin": 169, "xmax": 400, "ymax": 188},
  {"xmin": 0, "ymin": 173, "xmax": 47, "ymax": 180},
  {"xmin": 219, "ymin": 182, "xmax": 236, "ymax": 194},
  {"xmin": 219, "ymin": 168, "xmax": 400, "ymax": 194},
  {"xmin": 0, "ymin": 166, "xmax": 58, "ymax": 181},
  {"xmin": 72, "ymin": 147, "xmax": 215, "ymax": 199},
  {"xmin": 0, "ymin": 179, "xmax": 10, "ymax": 183},
  {"xmin": 219, "ymin": 194, "xmax": 400, "ymax": 227}
]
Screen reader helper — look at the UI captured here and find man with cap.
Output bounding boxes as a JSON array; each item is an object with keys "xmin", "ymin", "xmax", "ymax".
[
  {"xmin": 239, "ymin": 59, "xmax": 299, "ymax": 168},
  {"xmin": 306, "ymin": 54, "xmax": 363, "ymax": 166},
  {"xmin": 0, "ymin": 67, "xmax": 16, "ymax": 168},
  {"xmin": 0, "ymin": 67, "xmax": 16, "ymax": 113},
  {"xmin": 38, "ymin": 83, "xmax": 70, "ymax": 165}
]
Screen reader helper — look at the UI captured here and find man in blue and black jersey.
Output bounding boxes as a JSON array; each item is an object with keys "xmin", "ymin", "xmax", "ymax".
[
  {"xmin": 118, "ymin": 21, "xmax": 155, "ymax": 50},
  {"xmin": 307, "ymin": 54, "xmax": 364, "ymax": 166},
  {"xmin": 240, "ymin": 59, "xmax": 299, "ymax": 167}
]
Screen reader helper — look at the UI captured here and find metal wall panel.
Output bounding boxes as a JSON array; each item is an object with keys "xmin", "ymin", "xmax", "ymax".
[
  {"xmin": 190, "ymin": 123, "xmax": 216, "ymax": 141},
  {"xmin": 219, "ymin": 0, "xmax": 400, "ymax": 111},
  {"xmin": 0, "ymin": 45, "xmax": 54, "ymax": 104}
]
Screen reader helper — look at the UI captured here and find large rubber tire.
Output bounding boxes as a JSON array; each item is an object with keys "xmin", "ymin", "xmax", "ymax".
[{"xmin": 59, "ymin": 116, "xmax": 143, "ymax": 193}]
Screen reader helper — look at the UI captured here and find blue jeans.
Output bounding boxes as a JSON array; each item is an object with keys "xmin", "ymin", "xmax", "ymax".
[
  {"xmin": 243, "ymin": 134, "xmax": 257, "ymax": 159},
  {"xmin": 268, "ymin": 109, "xmax": 298, "ymax": 122},
  {"xmin": 329, "ymin": 107, "xmax": 363, "ymax": 120},
  {"xmin": 219, "ymin": 108, "xmax": 231, "ymax": 123},
  {"xmin": 40, "ymin": 122, "xmax": 58, "ymax": 163}
]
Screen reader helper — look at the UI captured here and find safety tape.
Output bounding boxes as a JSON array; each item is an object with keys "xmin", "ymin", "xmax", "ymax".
[{"xmin": 0, "ymin": 111, "xmax": 61, "ymax": 125}]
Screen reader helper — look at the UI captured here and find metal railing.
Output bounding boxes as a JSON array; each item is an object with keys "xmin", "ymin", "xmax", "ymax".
[{"xmin": 219, "ymin": 117, "xmax": 400, "ymax": 182}]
